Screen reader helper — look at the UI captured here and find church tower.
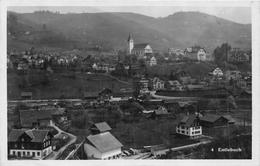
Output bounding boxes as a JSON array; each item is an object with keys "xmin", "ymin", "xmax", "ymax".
[{"xmin": 127, "ymin": 33, "xmax": 134, "ymax": 54}]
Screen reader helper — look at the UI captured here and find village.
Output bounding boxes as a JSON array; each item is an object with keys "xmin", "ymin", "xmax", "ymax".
[{"xmin": 7, "ymin": 31, "xmax": 252, "ymax": 160}]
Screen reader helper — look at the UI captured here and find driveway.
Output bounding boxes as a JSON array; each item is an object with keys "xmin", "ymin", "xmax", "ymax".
[{"xmin": 44, "ymin": 123, "xmax": 77, "ymax": 160}]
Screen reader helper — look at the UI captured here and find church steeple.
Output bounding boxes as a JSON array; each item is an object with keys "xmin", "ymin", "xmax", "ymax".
[{"xmin": 127, "ymin": 33, "xmax": 134, "ymax": 54}]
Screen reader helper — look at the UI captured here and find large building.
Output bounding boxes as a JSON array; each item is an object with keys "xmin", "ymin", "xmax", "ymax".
[
  {"xmin": 84, "ymin": 132, "xmax": 123, "ymax": 160},
  {"xmin": 8, "ymin": 129, "xmax": 53, "ymax": 159},
  {"xmin": 176, "ymin": 115, "xmax": 202, "ymax": 138},
  {"xmin": 127, "ymin": 34, "xmax": 153, "ymax": 58}
]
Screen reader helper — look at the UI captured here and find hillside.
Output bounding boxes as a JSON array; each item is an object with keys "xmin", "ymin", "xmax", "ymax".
[{"xmin": 7, "ymin": 11, "xmax": 251, "ymax": 52}]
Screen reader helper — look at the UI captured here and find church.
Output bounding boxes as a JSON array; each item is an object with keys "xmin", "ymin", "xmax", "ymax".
[{"xmin": 127, "ymin": 34, "xmax": 153, "ymax": 58}]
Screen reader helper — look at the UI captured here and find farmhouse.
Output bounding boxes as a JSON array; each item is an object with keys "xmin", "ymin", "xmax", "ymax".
[
  {"xmin": 8, "ymin": 129, "xmax": 53, "ymax": 159},
  {"xmin": 84, "ymin": 132, "xmax": 123, "ymax": 159},
  {"xmin": 199, "ymin": 114, "xmax": 230, "ymax": 127},
  {"xmin": 176, "ymin": 115, "xmax": 202, "ymax": 138}
]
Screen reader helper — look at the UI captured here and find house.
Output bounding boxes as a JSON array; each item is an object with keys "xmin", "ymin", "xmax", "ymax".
[
  {"xmin": 176, "ymin": 115, "xmax": 202, "ymax": 138},
  {"xmin": 127, "ymin": 34, "xmax": 153, "ymax": 58},
  {"xmin": 151, "ymin": 106, "xmax": 169, "ymax": 119},
  {"xmin": 134, "ymin": 77, "xmax": 149, "ymax": 95},
  {"xmin": 199, "ymin": 114, "xmax": 230, "ymax": 127},
  {"xmin": 149, "ymin": 56, "xmax": 157, "ymax": 66},
  {"xmin": 184, "ymin": 46, "xmax": 207, "ymax": 61},
  {"xmin": 19, "ymin": 109, "xmax": 53, "ymax": 128},
  {"xmin": 84, "ymin": 132, "xmax": 123, "ymax": 159},
  {"xmin": 8, "ymin": 129, "xmax": 53, "ymax": 159},
  {"xmin": 21, "ymin": 92, "xmax": 33, "ymax": 100},
  {"xmin": 212, "ymin": 67, "xmax": 224, "ymax": 77},
  {"xmin": 90, "ymin": 122, "xmax": 112, "ymax": 135},
  {"xmin": 228, "ymin": 48, "xmax": 250, "ymax": 63},
  {"xmin": 167, "ymin": 80, "xmax": 184, "ymax": 91},
  {"xmin": 51, "ymin": 108, "xmax": 68, "ymax": 124},
  {"xmin": 225, "ymin": 70, "xmax": 242, "ymax": 81},
  {"xmin": 151, "ymin": 77, "xmax": 165, "ymax": 90}
]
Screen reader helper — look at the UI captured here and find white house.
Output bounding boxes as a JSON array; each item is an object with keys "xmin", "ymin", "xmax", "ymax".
[
  {"xmin": 149, "ymin": 56, "xmax": 157, "ymax": 66},
  {"xmin": 152, "ymin": 77, "xmax": 165, "ymax": 90},
  {"xmin": 176, "ymin": 115, "xmax": 202, "ymax": 138},
  {"xmin": 197, "ymin": 48, "xmax": 207, "ymax": 61},
  {"xmin": 212, "ymin": 67, "xmax": 224, "ymax": 77},
  {"xmin": 8, "ymin": 129, "xmax": 53, "ymax": 159},
  {"xmin": 84, "ymin": 132, "xmax": 123, "ymax": 160}
]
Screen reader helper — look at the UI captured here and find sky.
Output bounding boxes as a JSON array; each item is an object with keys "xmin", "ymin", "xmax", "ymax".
[{"xmin": 8, "ymin": 6, "xmax": 251, "ymax": 24}]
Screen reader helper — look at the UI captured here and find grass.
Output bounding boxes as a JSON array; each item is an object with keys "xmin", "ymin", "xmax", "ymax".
[{"xmin": 7, "ymin": 71, "xmax": 132, "ymax": 100}]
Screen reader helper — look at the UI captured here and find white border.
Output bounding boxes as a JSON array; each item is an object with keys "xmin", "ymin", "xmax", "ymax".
[{"xmin": 1, "ymin": 0, "xmax": 260, "ymax": 166}]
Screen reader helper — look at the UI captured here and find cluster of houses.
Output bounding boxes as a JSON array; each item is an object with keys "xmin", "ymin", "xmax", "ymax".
[
  {"xmin": 176, "ymin": 113, "xmax": 235, "ymax": 138},
  {"xmin": 168, "ymin": 46, "xmax": 213, "ymax": 62},
  {"xmin": 227, "ymin": 48, "xmax": 251, "ymax": 63}
]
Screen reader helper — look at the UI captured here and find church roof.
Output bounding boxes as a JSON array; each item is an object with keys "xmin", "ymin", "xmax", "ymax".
[{"xmin": 133, "ymin": 43, "xmax": 150, "ymax": 50}]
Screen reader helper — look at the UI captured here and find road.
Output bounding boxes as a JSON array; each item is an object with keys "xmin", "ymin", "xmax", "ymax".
[
  {"xmin": 44, "ymin": 123, "xmax": 77, "ymax": 160},
  {"xmin": 150, "ymin": 91, "xmax": 199, "ymax": 100}
]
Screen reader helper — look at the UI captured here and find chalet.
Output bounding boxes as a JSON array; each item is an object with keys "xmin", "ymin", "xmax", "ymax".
[
  {"xmin": 84, "ymin": 132, "xmax": 123, "ymax": 159},
  {"xmin": 21, "ymin": 92, "xmax": 33, "ymax": 100},
  {"xmin": 8, "ymin": 129, "xmax": 53, "ymax": 159},
  {"xmin": 199, "ymin": 114, "xmax": 230, "ymax": 127},
  {"xmin": 176, "ymin": 115, "xmax": 202, "ymax": 138},
  {"xmin": 19, "ymin": 109, "xmax": 53, "ymax": 128},
  {"xmin": 90, "ymin": 122, "xmax": 112, "ymax": 135}
]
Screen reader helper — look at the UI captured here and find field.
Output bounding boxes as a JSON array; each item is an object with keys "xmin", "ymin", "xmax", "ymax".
[{"xmin": 7, "ymin": 71, "xmax": 132, "ymax": 100}]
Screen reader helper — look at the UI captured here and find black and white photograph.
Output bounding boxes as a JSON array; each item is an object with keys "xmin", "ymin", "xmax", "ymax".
[{"xmin": 1, "ymin": 0, "xmax": 260, "ymax": 165}]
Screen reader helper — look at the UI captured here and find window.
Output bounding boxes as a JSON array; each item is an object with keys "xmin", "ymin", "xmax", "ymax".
[
  {"xmin": 37, "ymin": 152, "xmax": 40, "ymax": 156},
  {"xmin": 23, "ymin": 151, "xmax": 26, "ymax": 156},
  {"xmin": 27, "ymin": 152, "xmax": 30, "ymax": 156},
  {"xmin": 32, "ymin": 152, "xmax": 35, "ymax": 157}
]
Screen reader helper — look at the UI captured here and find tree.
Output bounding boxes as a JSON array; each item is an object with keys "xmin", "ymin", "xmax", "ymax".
[{"xmin": 213, "ymin": 43, "xmax": 231, "ymax": 66}]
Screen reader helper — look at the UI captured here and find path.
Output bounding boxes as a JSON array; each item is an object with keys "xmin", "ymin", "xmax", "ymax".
[{"xmin": 44, "ymin": 123, "xmax": 77, "ymax": 160}]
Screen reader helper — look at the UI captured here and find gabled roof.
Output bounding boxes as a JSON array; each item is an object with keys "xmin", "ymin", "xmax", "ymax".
[
  {"xmin": 8, "ymin": 129, "xmax": 50, "ymax": 143},
  {"xmin": 133, "ymin": 43, "xmax": 150, "ymax": 50},
  {"xmin": 92, "ymin": 122, "xmax": 112, "ymax": 132},
  {"xmin": 179, "ymin": 115, "xmax": 199, "ymax": 127},
  {"xmin": 87, "ymin": 132, "xmax": 123, "ymax": 153},
  {"xmin": 200, "ymin": 114, "xmax": 228, "ymax": 123}
]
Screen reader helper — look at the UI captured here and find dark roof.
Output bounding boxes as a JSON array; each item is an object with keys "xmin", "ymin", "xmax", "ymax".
[
  {"xmin": 19, "ymin": 109, "xmax": 52, "ymax": 127},
  {"xmin": 92, "ymin": 122, "xmax": 112, "ymax": 132},
  {"xmin": 200, "ymin": 114, "xmax": 226, "ymax": 123},
  {"xmin": 133, "ymin": 43, "xmax": 150, "ymax": 50},
  {"xmin": 87, "ymin": 132, "xmax": 123, "ymax": 153},
  {"xmin": 52, "ymin": 108, "xmax": 66, "ymax": 115},
  {"xmin": 222, "ymin": 115, "xmax": 235, "ymax": 123},
  {"xmin": 179, "ymin": 115, "xmax": 198, "ymax": 127},
  {"xmin": 8, "ymin": 129, "xmax": 50, "ymax": 143}
]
